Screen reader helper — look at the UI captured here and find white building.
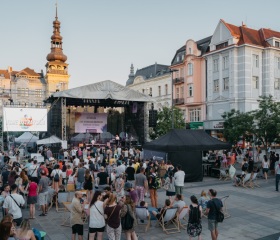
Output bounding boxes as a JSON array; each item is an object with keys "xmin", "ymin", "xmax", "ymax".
[{"xmin": 204, "ymin": 19, "xmax": 280, "ymax": 138}]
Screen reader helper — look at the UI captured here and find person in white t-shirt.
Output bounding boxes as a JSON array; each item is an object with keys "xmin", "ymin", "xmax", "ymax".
[
  {"xmin": 3, "ymin": 184, "xmax": 25, "ymax": 226},
  {"xmin": 174, "ymin": 164, "xmax": 185, "ymax": 195},
  {"xmin": 73, "ymin": 157, "xmax": 80, "ymax": 168}
]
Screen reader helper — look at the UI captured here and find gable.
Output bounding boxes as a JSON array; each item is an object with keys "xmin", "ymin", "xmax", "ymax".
[{"xmin": 210, "ymin": 20, "xmax": 233, "ymax": 46}]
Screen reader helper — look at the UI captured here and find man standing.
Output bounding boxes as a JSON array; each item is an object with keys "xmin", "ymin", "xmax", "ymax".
[
  {"xmin": 125, "ymin": 161, "xmax": 135, "ymax": 185},
  {"xmin": 206, "ymin": 189, "xmax": 223, "ymax": 240},
  {"xmin": 28, "ymin": 160, "xmax": 39, "ymax": 183},
  {"xmin": 148, "ymin": 168, "xmax": 158, "ymax": 208},
  {"xmin": 275, "ymin": 161, "xmax": 280, "ymax": 191},
  {"xmin": 3, "ymin": 184, "xmax": 25, "ymax": 226},
  {"xmin": 38, "ymin": 170, "xmax": 49, "ymax": 216},
  {"xmin": 96, "ymin": 166, "xmax": 109, "ymax": 192},
  {"xmin": 135, "ymin": 167, "xmax": 148, "ymax": 204},
  {"xmin": 71, "ymin": 191, "xmax": 84, "ymax": 240},
  {"xmin": 174, "ymin": 164, "xmax": 185, "ymax": 195}
]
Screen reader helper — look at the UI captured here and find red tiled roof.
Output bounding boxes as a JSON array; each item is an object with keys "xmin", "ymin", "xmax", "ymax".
[
  {"xmin": 262, "ymin": 28, "xmax": 280, "ymax": 40},
  {"xmin": 0, "ymin": 70, "xmax": 10, "ymax": 78},
  {"xmin": 16, "ymin": 67, "xmax": 40, "ymax": 77}
]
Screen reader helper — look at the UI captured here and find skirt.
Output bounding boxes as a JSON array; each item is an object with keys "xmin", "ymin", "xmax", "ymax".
[
  {"xmin": 27, "ymin": 196, "xmax": 37, "ymax": 205},
  {"xmin": 166, "ymin": 190, "xmax": 176, "ymax": 196},
  {"xmin": 187, "ymin": 222, "xmax": 202, "ymax": 237}
]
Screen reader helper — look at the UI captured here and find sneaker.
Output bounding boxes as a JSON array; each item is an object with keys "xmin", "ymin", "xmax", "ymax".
[{"xmin": 39, "ymin": 213, "xmax": 46, "ymax": 216}]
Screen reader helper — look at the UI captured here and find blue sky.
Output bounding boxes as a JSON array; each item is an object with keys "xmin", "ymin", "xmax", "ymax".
[{"xmin": 1, "ymin": 0, "xmax": 280, "ymax": 88}]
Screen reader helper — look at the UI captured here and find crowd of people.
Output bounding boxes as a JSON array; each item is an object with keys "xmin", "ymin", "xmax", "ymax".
[{"xmin": 0, "ymin": 144, "xmax": 224, "ymax": 240}]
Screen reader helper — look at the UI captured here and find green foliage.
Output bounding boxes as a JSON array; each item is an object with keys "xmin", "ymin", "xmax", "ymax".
[{"xmin": 149, "ymin": 106, "xmax": 185, "ymax": 140}]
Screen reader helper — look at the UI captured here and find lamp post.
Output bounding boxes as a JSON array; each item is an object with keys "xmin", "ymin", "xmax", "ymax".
[{"xmin": 169, "ymin": 69, "xmax": 178, "ymax": 129}]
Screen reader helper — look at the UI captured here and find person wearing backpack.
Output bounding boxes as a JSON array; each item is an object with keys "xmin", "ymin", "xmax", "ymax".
[
  {"xmin": 187, "ymin": 195, "xmax": 202, "ymax": 240},
  {"xmin": 51, "ymin": 165, "xmax": 62, "ymax": 192},
  {"xmin": 206, "ymin": 189, "xmax": 223, "ymax": 240},
  {"xmin": 148, "ymin": 168, "xmax": 159, "ymax": 208}
]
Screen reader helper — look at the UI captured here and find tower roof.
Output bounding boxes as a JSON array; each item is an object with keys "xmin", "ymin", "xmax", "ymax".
[{"xmin": 46, "ymin": 5, "xmax": 67, "ymax": 62}]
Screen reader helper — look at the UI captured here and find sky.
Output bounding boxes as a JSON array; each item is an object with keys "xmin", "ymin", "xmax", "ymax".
[{"xmin": 1, "ymin": 0, "xmax": 280, "ymax": 89}]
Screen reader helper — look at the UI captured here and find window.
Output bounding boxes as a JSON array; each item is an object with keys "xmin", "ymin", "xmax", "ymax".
[
  {"xmin": 149, "ymin": 87, "xmax": 152, "ymax": 96},
  {"xmin": 223, "ymin": 78, "xmax": 229, "ymax": 91},
  {"xmin": 189, "ymin": 108, "xmax": 201, "ymax": 122},
  {"xmin": 275, "ymin": 78, "xmax": 280, "ymax": 90},
  {"xmin": 213, "ymin": 59, "xmax": 219, "ymax": 72},
  {"xmin": 35, "ymin": 89, "xmax": 43, "ymax": 97},
  {"xmin": 176, "ymin": 88, "xmax": 179, "ymax": 98},
  {"xmin": 213, "ymin": 79, "xmax": 219, "ymax": 92},
  {"xmin": 188, "ymin": 84, "xmax": 193, "ymax": 97},
  {"xmin": 18, "ymin": 88, "xmax": 29, "ymax": 97},
  {"xmin": 181, "ymin": 55, "xmax": 184, "ymax": 61},
  {"xmin": 189, "ymin": 48, "xmax": 192, "ymax": 54},
  {"xmin": 253, "ymin": 54, "xmax": 259, "ymax": 68},
  {"xmin": 142, "ymin": 89, "xmax": 145, "ymax": 94},
  {"xmin": 165, "ymin": 84, "xmax": 168, "ymax": 95},
  {"xmin": 252, "ymin": 76, "xmax": 259, "ymax": 89},
  {"xmin": 158, "ymin": 86, "xmax": 161, "ymax": 96},
  {"xmin": 276, "ymin": 41, "xmax": 280, "ymax": 48},
  {"xmin": 216, "ymin": 41, "xmax": 228, "ymax": 50},
  {"xmin": 188, "ymin": 63, "xmax": 193, "ymax": 75},
  {"xmin": 276, "ymin": 57, "xmax": 280, "ymax": 69},
  {"xmin": 223, "ymin": 56, "xmax": 229, "ymax": 69},
  {"xmin": 180, "ymin": 86, "xmax": 184, "ymax": 98}
]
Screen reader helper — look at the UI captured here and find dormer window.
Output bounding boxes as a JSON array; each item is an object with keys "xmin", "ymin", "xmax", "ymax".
[
  {"xmin": 216, "ymin": 41, "xmax": 228, "ymax": 50},
  {"xmin": 275, "ymin": 41, "xmax": 280, "ymax": 48}
]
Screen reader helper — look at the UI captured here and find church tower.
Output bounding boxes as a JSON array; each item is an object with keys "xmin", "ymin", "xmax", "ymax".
[{"xmin": 45, "ymin": 5, "xmax": 69, "ymax": 96}]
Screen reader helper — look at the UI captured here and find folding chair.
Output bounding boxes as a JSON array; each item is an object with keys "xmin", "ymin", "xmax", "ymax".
[
  {"xmin": 220, "ymin": 196, "xmax": 230, "ymax": 219},
  {"xmin": 56, "ymin": 192, "xmax": 69, "ymax": 212},
  {"xmin": 157, "ymin": 208, "xmax": 180, "ymax": 234},
  {"xmin": 61, "ymin": 201, "xmax": 72, "ymax": 227},
  {"xmin": 219, "ymin": 169, "xmax": 230, "ymax": 181},
  {"xmin": 249, "ymin": 173, "xmax": 260, "ymax": 188},
  {"xmin": 176, "ymin": 206, "xmax": 188, "ymax": 230},
  {"xmin": 241, "ymin": 173, "xmax": 252, "ymax": 188},
  {"xmin": 135, "ymin": 207, "xmax": 151, "ymax": 232}
]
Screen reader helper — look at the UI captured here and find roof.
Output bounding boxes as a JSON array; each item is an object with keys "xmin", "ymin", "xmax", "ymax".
[
  {"xmin": 52, "ymin": 80, "xmax": 152, "ymax": 102},
  {"xmin": 0, "ymin": 70, "xmax": 10, "ymax": 79},
  {"xmin": 171, "ymin": 45, "xmax": 185, "ymax": 65},
  {"xmin": 134, "ymin": 63, "xmax": 170, "ymax": 80},
  {"xmin": 16, "ymin": 67, "xmax": 40, "ymax": 77},
  {"xmin": 143, "ymin": 129, "xmax": 231, "ymax": 152}
]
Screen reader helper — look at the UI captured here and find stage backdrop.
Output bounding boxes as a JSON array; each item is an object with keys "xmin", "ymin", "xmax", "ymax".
[
  {"xmin": 75, "ymin": 113, "xmax": 107, "ymax": 133},
  {"xmin": 3, "ymin": 107, "xmax": 48, "ymax": 132}
]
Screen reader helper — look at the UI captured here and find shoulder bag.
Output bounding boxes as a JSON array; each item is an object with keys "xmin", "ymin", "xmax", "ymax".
[
  {"xmin": 9, "ymin": 194, "xmax": 23, "ymax": 209},
  {"xmin": 212, "ymin": 199, "xmax": 224, "ymax": 223},
  {"xmin": 121, "ymin": 204, "xmax": 134, "ymax": 230},
  {"xmin": 104, "ymin": 205, "xmax": 116, "ymax": 224}
]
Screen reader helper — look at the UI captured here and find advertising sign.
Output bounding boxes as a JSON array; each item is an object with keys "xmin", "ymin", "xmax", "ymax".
[
  {"xmin": 3, "ymin": 107, "xmax": 48, "ymax": 132},
  {"xmin": 75, "ymin": 113, "xmax": 107, "ymax": 133}
]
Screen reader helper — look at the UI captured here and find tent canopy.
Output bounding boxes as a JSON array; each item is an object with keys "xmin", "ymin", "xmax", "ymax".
[
  {"xmin": 143, "ymin": 129, "xmax": 231, "ymax": 152},
  {"xmin": 71, "ymin": 133, "xmax": 93, "ymax": 142},
  {"xmin": 52, "ymin": 80, "xmax": 152, "ymax": 102},
  {"xmin": 15, "ymin": 132, "xmax": 39, "ymax": 143},
  {"xmin": 37, "ymin": 135, "xmax": 63, "ymax": 145}
]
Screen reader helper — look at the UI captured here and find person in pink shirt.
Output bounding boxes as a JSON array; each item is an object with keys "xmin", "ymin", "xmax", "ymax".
[{"xmin": 27, "ymin": 177, "xmax": 38, "ymax": 219}]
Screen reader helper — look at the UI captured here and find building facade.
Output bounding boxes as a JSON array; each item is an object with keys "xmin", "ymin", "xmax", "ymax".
[
  {"xmin": 170, "ymin": 37, "xmax": 211, "ymax": 128},
  {"xmin": 204, "ymin": 19, "xmax": 280, "ymax": 138}
]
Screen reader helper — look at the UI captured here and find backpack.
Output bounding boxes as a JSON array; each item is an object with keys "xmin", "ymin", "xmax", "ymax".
[
  {"xmin": 189, "ymin": 205, "xmax": 200, "ymax": 223},
  {"xmin": 32, "ymin": 228, "xmax": 42, "ymax": 240},
  {"xmin": 151, "ymin": 174, "xmax": 161, "ymax": 189},
  {"xmin": 54, "ymin": 170, "xmax": 60, "ymax": 182},
  {"xmin": 121, "ymin": 205, "xmax": 134, "ymax": 230},
  {"xmin": 242, "ymin": 162, "xmax": 249, "ymax": 171}
]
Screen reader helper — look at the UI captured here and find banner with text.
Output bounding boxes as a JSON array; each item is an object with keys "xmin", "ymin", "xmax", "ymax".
[
  {"xmin": 75, "ymin": 113, "xmax": 107, "ymax": 133},
  {"xmin": 3, "ymin": 107, "xmax": 48, "ymax": 132}
]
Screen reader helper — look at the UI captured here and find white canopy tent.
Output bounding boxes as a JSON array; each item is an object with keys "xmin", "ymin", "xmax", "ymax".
[
  {"xmin": 37, "ymin": 135, "xmax": 63, "ymax": 145},
  {"xmin": 71, "ymin": 133, "xmax": 93, "ymax": 142},
  {"xmin": 15, "ymin": 132, "xmax": 39, "ymax": 143}
]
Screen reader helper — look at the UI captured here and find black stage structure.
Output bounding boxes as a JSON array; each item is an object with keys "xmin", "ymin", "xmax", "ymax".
[{"xmin": 46, "ymin": 80, "xmax": 152, "ymax": 145}]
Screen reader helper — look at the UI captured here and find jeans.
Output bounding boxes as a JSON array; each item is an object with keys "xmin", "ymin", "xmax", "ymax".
[
  {"xmin": 175, "ymin": 186, "xmax": 183, "ymax": 195},
  {"xmin": 76, "ymin": 181, "xmax": 84, "ymax": 190},
  {"xmin": 276, "ymin": 174, "xmax": 280, "ymax": 191},
  {"xmin": 149, "ymin": 188, "xmax": 158, "ymax": 208}
]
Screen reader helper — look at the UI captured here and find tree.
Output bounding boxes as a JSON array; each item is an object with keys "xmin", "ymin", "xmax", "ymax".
[
  {"xmin": 149, "ymin": 106, "xmax": 185, "ymax": 140},
  {"xmin": 222, "ymin": 109, "xmax": 254, "ymax": 145},
  {"xmin": 253, "ymin": 95, "xmax": 280, "ymax": 151}
]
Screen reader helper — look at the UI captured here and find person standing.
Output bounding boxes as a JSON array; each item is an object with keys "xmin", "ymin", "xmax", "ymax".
[
  {"xmin": 135, "ymin": 167, "xmax": 147, "ymax": 204},
  {"xmin": 28, "ymin": 160, "xmax": 39, "ymax": 183},
  {"xmin": 71, "ymin": 191, "xmax": 85, "ymax": 240},
  {"xmin": 3, "ymin": 184, "xmax": 25, "ymax": 226},
  {"xmin": 96, "ymin": 166, "xmax": 109, "ymax": 192},
  {"xmin": 38, "ymin": 170, "xmax": 49, "ymax": 216},
  {"xmin": 174, "ymin": 164, "xmax": 185, "ymax": 195},
  {"xmin": 164, "ymin": 171, "xmax": 176, "ymax": 201},
  {"xmin": 187, "ymin": 195, "xmax": 202, "ymax": 240},
  {"xmin": 148, "ymin": 168, "xmax": 158, "ymax": 208},
  {"xmin": 206, "ymin": 189, "xmax": 223, "ymax": 240},
  {"xmin": 75, "ymin": 163, "xmax": 85, "ymax": 190},
  {"xmin": 27, "ymin": 177, "xmax": 38, "ymax": 219},
  {"xmin": 275, "ymin": 161, "xmax": 280, "ymax": 191}
]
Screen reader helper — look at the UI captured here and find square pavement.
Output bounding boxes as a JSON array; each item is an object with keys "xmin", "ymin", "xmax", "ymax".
[{"xmin": 5, "ymin": 175, "xmax": 280, "ymax": 240}]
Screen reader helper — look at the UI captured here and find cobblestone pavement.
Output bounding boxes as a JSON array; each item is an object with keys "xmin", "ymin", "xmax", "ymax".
[{"xmin": 9, "ymin": 173, "xmax": 280, "ymax": 240}]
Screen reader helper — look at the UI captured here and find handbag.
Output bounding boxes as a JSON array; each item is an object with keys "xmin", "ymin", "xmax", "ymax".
[
  {"xmin": 121, "ymin": 204, "xmax": 134, "ymax": 230},
  {"xmin": 212, "ymin": 199, "xmax": 224, "ymax": 223}
]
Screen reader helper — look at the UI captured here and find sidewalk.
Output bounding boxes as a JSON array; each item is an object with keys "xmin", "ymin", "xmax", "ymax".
[{"xmin": 17, "ymin": 175, "xmax": 280, "ymax": 240}]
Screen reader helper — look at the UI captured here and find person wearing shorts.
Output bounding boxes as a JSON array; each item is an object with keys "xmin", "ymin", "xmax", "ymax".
[
  {"xmin": 38, "ymin": 170, "xmax": 49, "ymax": 216},
  {"xmin": 71, "ymin": 191, "xmax": 84, "ymax": 240}
]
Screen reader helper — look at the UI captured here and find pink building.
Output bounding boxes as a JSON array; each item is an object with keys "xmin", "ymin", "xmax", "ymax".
[{"xmin": 170, "ymin": 36, "xmax": 211, "ymax": 129}]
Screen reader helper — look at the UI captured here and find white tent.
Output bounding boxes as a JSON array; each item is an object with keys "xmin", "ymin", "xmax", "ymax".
[
  {"xmin": 71, "ymin": 133, "xmax": 93, "ymax": 142},
  {"xmin": 36, "ymin": 135, "xmax": 63, "ymax": 145},
  {"xmin": 15, "ymin": 132, "xmax": 39, "ymax": 143}
]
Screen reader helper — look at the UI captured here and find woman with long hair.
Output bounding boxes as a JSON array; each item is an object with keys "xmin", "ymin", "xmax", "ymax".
[
  {"xmin": 198, "ymin": 190, "xmax": 209, "ymax": 215},
  {"xmin": 115, "ymin": 173, "xmax": 125, "ymax": 202},
  {"xmin": 262, "ymin": 155, "xmax": 270, "ymax": 181},
  {"xmin": 27, "ymin": 177, "xmax": 38, "ymax": 219},
  {"xmin": 89, "ymin": 191, "xmax": 106, "ymax": 240},
  {"xmin": 84, "ymin": 169, "xmax": 94, "ymax": 202},
  {"xmin": 121, "ymin": 195, "xmax": 138, "ymax": 240},
  {"xmin": 16, "ymin": 219, "xmax": 36, "ymax": 240},
  {"xmin": 8, "ymin": 170, "xmax": 17, "ymax": 186},
  {"xmin": 104, "ymin": 193, "xmax": 124, "ymax": 240},
  {"xmin": 187, "ymin": 195, "xmax": 202, "ymax": 240},
  {"xmin": 0, "ymin": 222, "xmax": 16, "ymax": 240},
  {"xmin": 164, "ymin": 171, "xmax": 176, "ymax": 200}
]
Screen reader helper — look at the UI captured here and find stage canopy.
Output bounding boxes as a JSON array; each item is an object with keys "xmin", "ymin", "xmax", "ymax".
[
  {"xmin": 37, "ymin": 135, "xmax": 63, "ymax": 145},
  {"xmin": 15, "ymin": 132, "xmax": 39, "ymax": 143}
]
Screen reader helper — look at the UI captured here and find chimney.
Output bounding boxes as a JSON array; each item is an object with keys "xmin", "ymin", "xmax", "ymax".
[
  {"xmin": 242, "ymin": 21, "xmax": 247, "ymax": 27},
  {"xmin": 7, "ymin": 66, "xmax": 12, "ymax": 73}
]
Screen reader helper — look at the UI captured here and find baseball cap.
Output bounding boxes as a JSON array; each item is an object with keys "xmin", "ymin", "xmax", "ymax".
[{"xmin": 124, "ymin": 182, "xmax": 132, "ymax": 190}]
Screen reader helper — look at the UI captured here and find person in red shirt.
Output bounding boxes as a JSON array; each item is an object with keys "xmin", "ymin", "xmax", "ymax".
[
  {"xmin": 27, "ymin": 177, "xmax": 38, "ymax": 219},
  {"xmin": 39, "ymin": 162, "xmax": 49, "ymax": 176}
]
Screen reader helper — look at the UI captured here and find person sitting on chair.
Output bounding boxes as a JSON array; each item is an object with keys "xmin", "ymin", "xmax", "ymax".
[{"xmin": 152, "ymin": 199, "xmax": 171, "ymax": 220}]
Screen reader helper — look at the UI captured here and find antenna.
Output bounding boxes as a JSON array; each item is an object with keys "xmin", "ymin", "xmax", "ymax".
[{"xmin": 55, "ymin": 1, "xmax": 58, "ymax": 20}]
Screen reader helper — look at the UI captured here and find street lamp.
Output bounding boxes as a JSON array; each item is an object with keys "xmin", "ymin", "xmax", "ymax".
[{"xmin": 169, "ymin": 69, "xmax": 178, "ymax": 129}]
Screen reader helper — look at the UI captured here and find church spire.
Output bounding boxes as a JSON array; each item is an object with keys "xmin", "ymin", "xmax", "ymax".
[
  {"xmin": 129, "ymin": 63, "xmax": 134, "ymax": 77},
  {"xmin": 46, "ymin": 4, "xmax": 67, "ymax": 62}
]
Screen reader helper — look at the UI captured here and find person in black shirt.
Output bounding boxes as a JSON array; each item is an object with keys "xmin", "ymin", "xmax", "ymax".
[
  {"xmin": 1, "ymin": 165, "xmax": 12, "ymax": 186},
  {"xmin": 125, "ymin": 161, "xmax": 135, "ymax": 183},
  {"xmin": 97, "ymin": 166, "xmax": 109, "ymax": 191}
]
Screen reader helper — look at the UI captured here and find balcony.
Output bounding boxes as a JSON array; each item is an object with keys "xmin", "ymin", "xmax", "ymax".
[
  {"xmin": 173, "ymin": 77, "xmax": 184, "ymax": 84},
  {"xmin": 174, "ymin": 98, "xmax": 185, "ymax": 105}
]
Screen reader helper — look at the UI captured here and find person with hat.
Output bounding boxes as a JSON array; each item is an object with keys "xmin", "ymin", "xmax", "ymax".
[
  {"xmin": 124, "ymin": 182, "xmax": 138, "ymax": 205},
  {"xmin": 96, "ymin": 166, "xmax": 109, "ymax": 192}
]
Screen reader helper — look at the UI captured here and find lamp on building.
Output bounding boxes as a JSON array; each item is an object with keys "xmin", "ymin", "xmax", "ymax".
[{"xmin": 169, "ymin": 69, "xmax": 179, "ymax": 129}]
